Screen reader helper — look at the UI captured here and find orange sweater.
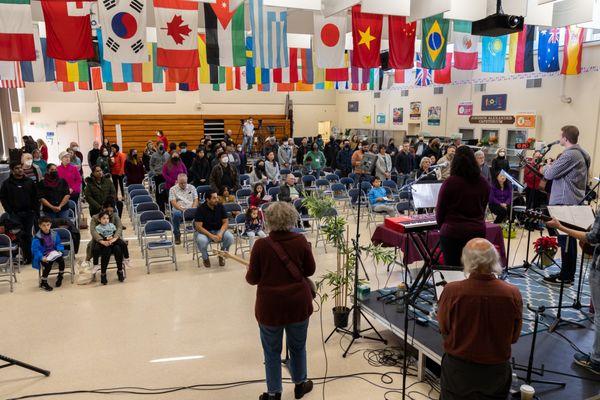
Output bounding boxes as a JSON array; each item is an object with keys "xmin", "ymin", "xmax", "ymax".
[{"xmin": 111, "ymin": 152, "xmax": 127, "ymax": 175}]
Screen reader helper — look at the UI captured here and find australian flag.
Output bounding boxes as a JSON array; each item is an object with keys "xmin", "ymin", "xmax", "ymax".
[
  {"xmin": 538, "ymin": 28, "xmax": 560, "ymax": 73},
  {"xmin": 415, "ymin": 53, "xmax": 432, "ymax": 87}
]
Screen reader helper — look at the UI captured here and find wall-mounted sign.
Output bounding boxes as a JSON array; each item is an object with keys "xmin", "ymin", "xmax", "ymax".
[
  {"xmin": 348, "ymin": 101, "xmax": 359, "ymax": 112},
  {"xmin": 427, "ymin": 106, "xmax": 441, "ymax": 126},
  {"xmin": 376, "ymin": 113, "xmax": 386, "ymax": 124},
  {"xmin": 392, "ymin": 107, "xmax": 403, "ymax": 125},
  {"xmin": 362, "ymin": 115, "xmax": 371, "ymax": 124},
  {"xmin": 457, "ymin": 101, "xmax": 473, "ymax": 116},
  {"xmin": 481, "ymin": 94, "xmax": 507, "ymax": 111},
  {"xmin": 515, "ymin": 114, "xmax": 536, "ymax": 128},
  {"xmin": 31, "ymin": 106, "xmax": 41, "ymax": 113},
  {"xmin": 469, "ymin": 115, "xmax": 515, "ymax": 124},
  {"xmin": 409, "ymin": 102, "xmax": 421, "ymax": 120}
]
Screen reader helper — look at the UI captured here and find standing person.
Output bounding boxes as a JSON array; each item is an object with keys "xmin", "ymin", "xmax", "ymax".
[
  {"xmin": 190, "ymin": 149, "xmax": 211, "ymax": 186},
  {"xmin": 489, "ymin": 173, "xmax": 513, "ymax": 224},
  {"xmin": 262, "ymin": 137, "xmax": 279, "ymax": 158},
  {"xmin": 32, "ymin": 216, "xmax": 65, "ymax": 291},
  {"xmin": 386, "ymin": 138, "xmax": 398, "ymax": 159},
  {"xmin": 246, "ymin": 201, "xmax": 315, "ymax": 400},
  {"xmin": 142, "ymin": 140, "xmax": 155, "ymax": 172},
  {"xmin": 0, "ymin": 162, "xmax": 39, "ymax": 264},
  {"xmin": 491, "ymin": 147, "xmax": 510, "ymax": 178},
  {"xmin": 38, "ymin": 164, "xmax": 71, "ymax": 219},
  {"xmin": 336, "ymin": 139, "xmax": 353, "ymax": 177},
  {"xmin": 150, "ymin": 144, "xmax": 169, "ymax": 198},
  {"xmin": 179, "ymin": 142, "xmax": 195, "ymax": 170},
  {"xmin": 102, "ymin": 138, "xmax": 112, "ymax": 150},
  {"xmin": 124, "ymin": 149, "xmax": 145, "ymax": 185},
  {"xmin": 542, "ymin": 125, "xmax": 591, "ymax": 286},
  {"xmin": 437, "ymin": 238, "xmax": 522, "ymax": 400},
  {"xmin": 36, "ymin": 139, "xmax": 49, "ymax": 161},
  {"xmin": 169, "ymin": 173, "xmax": 199, "ymax": 245},
  {"xmin": 436, "ymin": 146, "xmax": 490, "ymax": 267},
  {"xmin": 315, "ymin": 134, "xmax": 324, "ymax": 151},
  {"xmin": 265, "ymin": 151, "xmax": 281, "ymax": 189},
  {"xmin": 350, "ymin": 134, "xmax": 360, "ymax": 150},
  {"xmin": 88, "ymin": 141, "xmax": 101, "ymax": 169},
  {"xmin": 236, "ymin": 143, "xmax": 247, "ymax": 174},
  {"xmin": 96, "ymin": 147, "xmax": 111, "ymax": 175},
  {"xmin": 110, "ymin": 144, "xmax": 126, "ymax": 200},
  {"xmin": 243, "ymin": 117, "xmax": 255, "ymax": 154},
  {"xmin": 396, "ymin": 141, "xmax": 416, "ymax": 175},
  {"xmin": 351, "ymin": 141, "xmax": 369, "ymax": 174},
  {"xmin": 374, "ymin": 144, "xmax": 393, "ymax": 181},
  {"xmin": 69, "ymin": 142, "xmax": 84, "ymax": 169},
  {"xmin": 226, "ymin": 144, "xmax": 241, "ymax": 172},
  {"xmin": 523, "ymin": 150, "xmax": 548, "ymax": 210},
  {"xmin": 303, "ymin": 143, "xmax": 326, "ymax": 177},
  {"xmin": 437, "ymin": 145, "xmax": 456, "ymax": 181},
  {"xmin": 84, "ymin": 166, "xmax": 120, "ymax": 218},
  {"xmin": 209, "ymin": 154, "xmax": 240, "ymax": 194},
  {"xmin": 475, "ymin": 150, "xmax": 492, "ymax": 183},
  {"xmin": 162, "ymin": 152, "xmax": 187, "ymax": 192},
  {"xmin": 278, "ymin": 139, "xmax": 293, "ymax": 170},
  {"xmin": 414, "ymin": 136, "xmax": 427, "ymax": 164},
  {"xmin": 422, "ymin": 138, "xmax": 442, "ymax": 161},
  {"xmin": 32, "ymin": 149, "xmax": 47, "ymax": 176},
  {"xmin": 296, "ymin": 137, "xmax": 309, "ymax": 166},
  {"xmin": 156, "ymin": 130, "xmax": 168, "ymax": 149},
  {"xmin": 57, "ymin": 151, "xmax": 82, "ymax": 204},
  {"xmin": 21, "ymin": 153, "xmax": 42, "ymax": 183},
  {"xmin": 194, "ymin": 190, "xmax": 234, "ymax": 268},
  {"xmin": 323, "ymin": 137, "xmax": 338, "ymax": 168}
]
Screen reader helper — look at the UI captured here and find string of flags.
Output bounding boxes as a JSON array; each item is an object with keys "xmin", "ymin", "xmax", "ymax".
[{"xmin": 0, "ymin": 0, "xmax": 590, "ymax": 92}]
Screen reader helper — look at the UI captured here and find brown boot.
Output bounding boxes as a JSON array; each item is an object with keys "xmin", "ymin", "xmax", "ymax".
[{"xmin": 203, "ymin": 258, "xmax": 211, "ymax": 268}]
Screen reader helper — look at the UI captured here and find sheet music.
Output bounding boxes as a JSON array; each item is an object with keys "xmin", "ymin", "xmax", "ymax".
[
  {"xmin": 412, "ymin": 182, "xmax": 443, "ymax": 209},
  {"xmin": 547, "ymin": 205, "xmax": 595, "ymax": 230}
]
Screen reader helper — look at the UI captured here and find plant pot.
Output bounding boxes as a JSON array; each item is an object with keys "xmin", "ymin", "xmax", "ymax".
[
  {"xmin": 332, "ymin": 306, "xmax": 351, "ymax": 329},
  {"xmin": 540, "ymin": 250, "xmax": 557, "ymax": 268}
]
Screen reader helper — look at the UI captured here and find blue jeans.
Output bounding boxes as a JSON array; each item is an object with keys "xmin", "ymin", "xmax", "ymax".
[
  {"xmin": 242, "ymin": 135, "xmax": 253, "ymax": 154},
  {"xmin": 590, "ymin": 268, "xmax": 600, "ymax": 363},
  {"xmin": 195, "ymin": 230, "xmax": 234, "ymax": 260},
  {"xmin": 44, "ymin": 209, "xmax": 70, "ymax": 220},
  {"xmin": 259, "ymin": 319, "xmax": 309, "ymax": 394},
  {"xmin": 171, "ymin": 210, "xmax": 183, "ymax": 236}
]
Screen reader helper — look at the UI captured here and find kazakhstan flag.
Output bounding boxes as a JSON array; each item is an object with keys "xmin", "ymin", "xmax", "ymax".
[
  {"xmin": 481, "ymin": 35, "xmax": 508, "ymax": 73},
  {"xmin": 421, "ymin": 14, "xmax": 449, "ymax": 70}
]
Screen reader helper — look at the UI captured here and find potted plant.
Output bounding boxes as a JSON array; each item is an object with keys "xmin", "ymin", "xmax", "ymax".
[{"xmin": 533, "ymin": 236, "xmax": 559, "ymax": 267}]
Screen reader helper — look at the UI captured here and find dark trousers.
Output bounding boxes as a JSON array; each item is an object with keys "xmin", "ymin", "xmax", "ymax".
[
  {"xmin": 41, "ymin": 257, "xmax": 65, "ymax": 279},
  {"xmin": 153, "ymin": 175, "xmax": 166, "ymax": 212},
  {"xmin": 92, "ymin": 241, "xmax": 124, "ymax": 273},
  {"xmin": 112, "ymin": 174, "xmax": 125, "ymax": 200},
  {"xmin": 489, "ymin": 203, "xmax": 511, "ymax": 224},
  {"xmin": 440, "ymin": 354, "xmax": 511, "ymax": 400},
  {"xmin": 440, "ymin": 233, "xmax": 484, "ymax": 267},
  {"xmin": 525, "ymin": 187, "xmax": 547, "ymax": 210},
  {"xmin": 9, "ymin": 211, "xmax": 35, "ymax": 261},
  {"xmin": 92, "ymin": 239, "xmax": 128, "ymax": 266}
]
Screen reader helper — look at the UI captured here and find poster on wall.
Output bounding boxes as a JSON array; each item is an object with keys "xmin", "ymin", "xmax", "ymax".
[
  {"xmin": 515, "ymin": 114, "xmax": 536, "ymax": 128},
  {"xmin": 392, "ymin": 107, "xmax": 403, "ymax": 125},
  {"xmin": 481, "ymin": 94, "xmax": 507, "ymax": 111},
  {"xmin": 409, "ymin": 102, "xmax": 421, "ymax": 120},
  {"xmin": 348, "ymin": 101, "xmax": 359, "ymax": 112},
  {"xmin": 427, "ymin": 106, "xmax": 441, "ymax": 126},
  {"xmin": 362, "ymin": 115, "xmax": 372, "ymax": 125},
  {"xmin": 376, "ymin": 113, "xmax": 386, "ymax": 124},
  {"xmin": 458, "ymin": 101, "xmax": 473, "ymax": 116}
]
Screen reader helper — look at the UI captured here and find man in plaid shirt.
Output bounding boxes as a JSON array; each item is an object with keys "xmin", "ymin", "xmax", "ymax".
[{"xmin": 547, "ymin": 213, "xmax": 600, "ymax": 374}]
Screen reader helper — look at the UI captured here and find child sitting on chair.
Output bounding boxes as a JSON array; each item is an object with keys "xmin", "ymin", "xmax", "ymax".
[
  {"xmin": 92, "ymin": 211, "xmax": 127, "ymax": 285},
  {"xmin": 243, "ymin": 206, "xmax": 266, "ymax": 247},
  {"xmin": 218, "ymin": 186, "xmax": 236, "ymax": 204},
  {"xmin": 32, "ymin": 216, "xmax": 65, "ymax": 292}
]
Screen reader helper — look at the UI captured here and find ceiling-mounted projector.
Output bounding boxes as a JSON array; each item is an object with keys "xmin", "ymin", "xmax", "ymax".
[{"xmin": 472, "ymin": 0, "xmax": 524, "ymax": 37}]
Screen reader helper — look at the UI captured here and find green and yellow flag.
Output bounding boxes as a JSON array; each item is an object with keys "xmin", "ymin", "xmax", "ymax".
[{"xmin": 421, "ymin": 14, "xmax": 449, "ymax": 70}]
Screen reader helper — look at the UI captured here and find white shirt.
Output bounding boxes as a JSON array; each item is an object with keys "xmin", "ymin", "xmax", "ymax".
[
  {"xmin": 168, "ymin": 184, "xmax": 198, "ymax": 209},
  {"xmin": 243, "ymin": 122, "xmax": 255, "ymax": 137}
]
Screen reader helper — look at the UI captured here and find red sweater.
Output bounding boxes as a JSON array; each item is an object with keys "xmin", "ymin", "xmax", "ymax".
[{"xmin": 246, "ymin": 231, "xmax": 316, "ymax": 326}]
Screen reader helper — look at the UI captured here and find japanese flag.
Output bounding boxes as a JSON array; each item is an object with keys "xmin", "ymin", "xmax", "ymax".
[{"xmin": 313, "ymin": 12, "xmax": 346, "ymax": 69}]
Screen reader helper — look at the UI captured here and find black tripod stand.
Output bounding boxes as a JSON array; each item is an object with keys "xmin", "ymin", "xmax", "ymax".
[{"xmin": 0, "ymin": 354, "xmax": 50, "ymax": 377}]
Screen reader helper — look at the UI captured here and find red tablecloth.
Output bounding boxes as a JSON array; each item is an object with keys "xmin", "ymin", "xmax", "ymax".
[{"xmin": 371, "ymin": 222, "xmax": 507, "ymax": 266}]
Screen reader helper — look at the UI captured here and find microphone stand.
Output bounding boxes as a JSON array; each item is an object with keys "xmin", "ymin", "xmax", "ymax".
[{"xmin": 0, "ymin": 354, "xmax": 50, "ymax": 377}]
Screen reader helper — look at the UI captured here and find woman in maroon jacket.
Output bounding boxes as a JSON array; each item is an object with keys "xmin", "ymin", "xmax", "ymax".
[
  {"xmin": 246, "ymin": 201, "xmax": 316, "ymax": 400},
  {"xmin": 124, "ymin": 149, "xmax": 145, "ymax": 185}
]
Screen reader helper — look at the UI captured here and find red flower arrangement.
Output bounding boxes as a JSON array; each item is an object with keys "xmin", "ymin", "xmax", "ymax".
[{"xmin": 533, "ymin": 236, "xmax": 558, "ymax": 253}]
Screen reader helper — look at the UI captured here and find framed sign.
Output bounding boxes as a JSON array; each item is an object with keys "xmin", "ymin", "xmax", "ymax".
[
  {"xmin": 376, "ymin": 113, "xmax": 386, "ymax": 124},
  {"xmin": 348, "ymin": 101, "xmax": 359, "ymax": 112},
  {"xmin": 392, "ymin": 107, "xmax": 403, "ymax": 125},
  {"xmin": 457, "ymin": 101, "xmax": 473, "ymax": 116},
  {"xmin": 482, "ymin": 94, "xmax": 507, "ymax": 111},
  {"xmin": 515, "ymin": 114, "xmax": 536, "ymax": 128},
  {"xmin": 410, "ymin": 102, "xmax": 422, "ymax": 120},
  {"xmin": 427, "ymin": 106, "xmax": 441, "ymax": 126},
  {"xmin": 469, "ymin": 115, "xmax": 515, "ymax": 124}
]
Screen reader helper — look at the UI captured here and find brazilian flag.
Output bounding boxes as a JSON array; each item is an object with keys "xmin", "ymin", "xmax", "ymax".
[{"xmin": 422, "ymin": 14, "xmax": 450, "ymax": 70}]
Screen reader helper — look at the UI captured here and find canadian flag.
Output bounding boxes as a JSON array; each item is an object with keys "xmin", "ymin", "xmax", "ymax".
[
  {"xmin": 313, "ymin": 12, "xmax": 346, "ymax": 69},
  {"xmin": 154, "ymin": 0, "xmax": 199, "ymax": 68}
]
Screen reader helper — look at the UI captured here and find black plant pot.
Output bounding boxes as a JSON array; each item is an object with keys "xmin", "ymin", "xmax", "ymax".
[{"xmin": 332, "ymin": 306, "xmax": 351, "ymax": 329}]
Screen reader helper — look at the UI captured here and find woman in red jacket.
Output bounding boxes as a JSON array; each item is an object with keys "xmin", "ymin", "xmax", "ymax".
[
  {"xmin": 109, "ymin": 144, "xmax": 127, "ymax": 200},
  {"xmin": 36, "ymin": 139, "xmax": 49, "ymax": 161},
  {"xmin": 246, "ymin": 201, "xmax": 315, "ymax": 400}
]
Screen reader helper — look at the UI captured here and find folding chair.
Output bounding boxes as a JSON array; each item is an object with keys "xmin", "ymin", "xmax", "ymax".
[
  {"xmin": 239, "ymin": 174, "xmax": 251, "ymax": 188},
  {"xmin": 340, "ymin": 177, "xmax": 355, "ymax": 190},
  {"xmin": 315, "ymin": 179, "xmax": 331, "ymax": 196},
  {"xmin": 236, "ymin": 188, "xmax": 252, "ymax": 208},
  {"xmin": 47, "ymin": 228, "xmax": 75, "ymax": 284},
  {"xmin": 182, "ymin": 208, "xmax": 198, "ymax": 253},
  {"xmin": 138, "ymin": 210, "xmax": 166, "ymax": 252},
  {"xmin": 130, "ymin": 195, "xmax": 154, "ymax": 218},
  {"xmin": 223, "ymin": 203, "xmax": 243, "ymax": 228},
  {"xmin": 301, "ymin": 175, "xmax": 316, "ymax": 192},
  {"xmin": 233, "ymin": 213, "xmax": 252, "ymax": 257},
  {"xmin": 293, "ymin": 198, "xmax": 313, "ymax": 232},
  {"xmin": 197, "ymin": 185, "xmax": 212, "ymax": 202},
  {"xmin": 143, "ymin": 220, "xmax": 178, "ymax": 274},
  {"xmin": 267, "ymin": 186, "xmax": 281, "ymax": 201},
  {"xmin": 331, "ymin": 183, "xmax": 351, "ymax": 216},
  {"xmin": 66, "ymin": 200, "xmax": 79, "ymax": 229},
  {"xmin": 325, "ymin": 174, "xmax": 340, "ymax": 184},
  {"xmin": 0, "ymin": 234, "xmax": 16, "ymax": 292}
]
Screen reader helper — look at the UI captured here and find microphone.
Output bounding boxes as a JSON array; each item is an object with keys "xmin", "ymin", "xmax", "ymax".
[
  {"xmin": 431, "ymin": 162, "xmax": 449, "ymax": 169},
  {"xmin": 542, "ymin": 140, "xmax": 560, "ymax": 150}
]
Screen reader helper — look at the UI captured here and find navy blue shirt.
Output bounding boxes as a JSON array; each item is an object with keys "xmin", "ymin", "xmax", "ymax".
[{"xmin": 194, "ymin": 203, "xmax": 227, "ymax": 231}]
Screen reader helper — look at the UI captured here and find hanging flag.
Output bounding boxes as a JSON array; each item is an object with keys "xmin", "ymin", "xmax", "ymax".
[
  {"xmin": 313, "ymin": 12, "xmax": 346, "ymax": 68},
  {"xmin": 98, "ymin": 28, "xmax": 128, "ymax": 83},
  {"xmin": 508, "ymin": 25, "xmax": 535, "ymax": 73},
  {"xmin": 453, "ymin": 20, "xmax": 478, "ymax": 70},
  {"xmin": 351, "ymin": 5, "xmax": 382, "ymax": 68},
  {"xmin": 249, "ymin": 0, "xmax": 288, "ymax": 69},
  {"xmin": 312, "ymin": 47, "xmax": 325, "ymax": 85},
  {"xmin": 538, "ymin": 28, "xmax": 560, "ymax": 73},
  {"xmin": 90, "ymin": 66, "xmax": 102, "ymax": 89},
  {"xmin": 415, "ymin": 53, "xmax": 431, "ymax": 87},
  {"xmin": 393, "ymin": 69, "xmax": 404, "ymax": 84},
  {"xmin": 350, "ymin": 51, "xmax": 369, "ymax": 89},
  {"xmin": 326, "ymin": 66, "xmax": 348, "ymax": 82},
  {"xmin": 481, "ymin": 35, "xmax": 507, "ymax": 73},
  {"xmin": 55, "ymin": 59, "xmax": 90, "ymax": 82},
  {"xmin": 105, "ymin": 82, "xmax": 129, "ymax": 91},
  {"xmin": 388, "ymin": 16, "xmax": 416, "ymax": 70},
  {"xmin": 421, "ymin": 14, "xmax": 449, "ymax": 70},
  {"xmin": 299, "ymin": 48, "xmax": 313, "ymax": 84},
  {"xmin": 203, "ymin": 0, "xmax": 245, "ymax": 66},
  {"xmin": 198, "ymin": 33, "xmax": 215, "ymax": 84},
  {"xmin": 142, "ymin": 42, "xmax": 164, "ymax": 83},
  {"xmin": 0, "ymin": 0, "xmax": 35, "ymax": 61},
  {"xmin": 154, "ymin": 0, "xmax": 199, "ymax": 68},
  {"xmin": 562, "ymin": 26, "xmax": 584, "ymax": 75},
  {"xmin": 433, "ymin": 53, "xmax": 452, "ymax": 84},
  {"xmin": 20, "ymin": 26, "xmax": 55, "ymax": 82},
  {"xmin": 99, "ymin": 0, "xmax": 147, "ymax": 63},
  {"xmin": 41, "ymin": 0, "xmax": 94, "ymax": 61},
  {"xmin": 0, "ymin": 62, "xmax": 24, "ymax": 88},
  {"xmin": 272, "ymin": 48, "xmax": 298, "ymax": 84}
]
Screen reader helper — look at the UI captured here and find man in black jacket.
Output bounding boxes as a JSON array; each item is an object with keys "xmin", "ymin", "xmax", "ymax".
[
  {"xmin": 279, "ymin": 174, "xmax": 302, "ymax": 203},
  {"xmin": 0, "ymin": 162, "xmax": 39, "ymax": 263},
  {"xmin": 324, "ymin": 137, "xmax": 340, "ymax": 168},
  {"xmin": 336, "ymin": 139, "xmax": 353, "ymax": 177},
  {"xmin": 396, "ymin": 141, "xmax": 416, "ymax": 175},
  {"xmin": 296, "ymin": 137, "xmax": 310, "ymax": 166}
]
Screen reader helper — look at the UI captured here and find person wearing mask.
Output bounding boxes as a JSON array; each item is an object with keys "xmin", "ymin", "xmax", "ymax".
[
  {"xmin": 102, "ymin": 138, "xmax": 112, "ymax": 150},
  {"xmin": 368, "ymin": 177, "xmax": 396, "ymax": 217},
  {"xmin": 414, "ymin": 136, "xmax": 427, "ymax": 164},
  {"xmin": 422, "ymin": 138, "xmax": 442, "ymax": 161},
  {"xmin": 523, "ymin": 150, "xmax": 548, "ymax": 210},
  {"xmin": 438, "ymin": 238, "xmax": 522, "ymax": 400},
  {"xmin": 38, "ymin": 163, "xmax": 71, "ymax": 219},
  {"xmin": 0, "ymin": 162, "xmax": 38, "ymax": 264},
  {"xmin": 262, "ymin": 136, "xmax": 279, "ymax": 158},
  {"xmin": 189, "ymin": 149, "xmax": 211, "ymax": 186},
  {"xmin": 178, "ymin": 142, "xmax": 195, "ymax": 170},
  {"xmin": 387, "ymin": 138, "xmax": 398, "ymax": 159},
  {"xmin": 437, "ymin": 145, "xmax": 456, "ymax": 181},
  {"xmin": 156, "ymin": 130, "xmax": 169, "ymax": 149},
  {"xmin": 416, "ymin": 157, "xmax": 439, "ymax": 182},
  {"xmin": 265, "ymin": 151, "xmax": 281, "ymax": 189},
  {"xmin": 125, "ymin": 149, "xmax": 145, "ymax": 185},
  {"xmin": 491, "ymin": 147, "xmax": 510, "ymax": 178},
  {"xmin": 150, "ymin": 143, "xmax": 169, "ymax": 193},
  {"xmin": 168, "ymin": 142, "xmax": 177, "ymax": 155},
  {"xmin": 475, "ymin": 150, "xmax": 492, "ymax": 183},
  {"xmin": 194, "ymin": 190, "xmax": 234, "ymax": 268},
  {"xmin": 250, "ymin": 160, "xmax": 270, "ymax": 186},
  {"xmin": 336, "ymin": 140, "xmax": 353, "ymax": 177},
  {"xmin": 32, "ymin": 149, "xmax": 47, "ymax": 176},
  {"xmin": 84, "ymin": 165, "xmax": 119, "ymax": 218},
  {"xmin": 303, "ymin": 143, "xmax": 326, "ymax": 177},
  {"xmin": 36, "ymin": 138, "xmax": 49, "ymax": 161},
  {"xmin": 323, "ymin": 137, "xmax": 338, "ymax": 168},
  {"xmin": 209, "ymin": 153, "xmax": 240, "ymax": 194},
  {"xmin": 88, "ymin": 141, "xmax": 101, "ymax": 169},
  {"xmin": 96, "ymin": 147, "xmax": 111, "ymax": 175},
  {"xmin": 374, "ymin": 144, "xmax": 393, "ymax": 181},
  {"xmin": 110, "ymin": 144, "xmax": 127, "ymax": 200},
  {"xmin": 69, "ymin": 142, "xmax": 84, "ymax": 168},
  {"xmin": 169, "ymin": 173, "xmax": 199, "ymax": 245},
  {"xmin": 162, "ymin": 152, "xmax": 187, "ymax": 193},
  {"xmin": 296, "ymin": 137, "xmax": 309, "ymax": 166},
  {"xmin": 278, "ymin": 139, "xmax": 293, "ymax": 169},
  {"xmin": 57, "ymin": 151, "xmax": 82, "ymax": 204},
  {"xmin": 142, "ymin": 140, "xmax": 155, "ymax": 172},
  {"xmin": 436, "ymin": 146, "xmax": 490, "ymax": 266},
  {"xmin": 243, "ymin": 117, "xmax": 255, "ymax": 154},
  {"xmin": 396, "ymin": 141, "xmax": 416, "ymax": 175},
  {"xmin": 236, "ymin": 144, "xmax": 247, "ymax": 174},
  {"xmin": 246, "ymin": 201, "xmax": 316, "ymax": 400},
  {"xmin": 351, "ymin": 141, "xmax": 369, "ymax": 174},
  {"xmin": 22, "ymin": 153, "xmax": 42, "ymax": 183},
  {"xmin": 489, "ymin": 173, "xmax": 513, "ymax": 224},
  {"xmin": 212, "ymin": 148, "xmax": 225, "ymax": 169}
]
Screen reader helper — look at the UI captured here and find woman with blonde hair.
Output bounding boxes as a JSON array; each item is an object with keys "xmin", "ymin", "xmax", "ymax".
[{"xmin": 36, "ymin": 138, "xmax": 49, "ymax": 161}]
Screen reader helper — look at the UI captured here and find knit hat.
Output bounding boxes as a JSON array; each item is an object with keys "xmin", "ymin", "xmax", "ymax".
[{"xmin": 59, "ymin": 151, "xmax": 70, "ymax": 160}]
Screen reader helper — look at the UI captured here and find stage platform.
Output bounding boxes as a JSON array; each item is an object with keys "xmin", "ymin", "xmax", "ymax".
[{"xmin": 361, "ymin": 294, "xmax": 600, "ymax": 400}]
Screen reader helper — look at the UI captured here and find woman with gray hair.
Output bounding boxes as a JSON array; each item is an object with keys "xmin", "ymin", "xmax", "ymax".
[{"xmin": 245, "ymin": 201, "xmax": 316, "ymax": 400}]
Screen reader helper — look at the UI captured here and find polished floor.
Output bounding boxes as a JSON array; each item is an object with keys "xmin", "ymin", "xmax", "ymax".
[{"xmin": 0, "ymin": 207, "xmax": 577, "ymax": 400}]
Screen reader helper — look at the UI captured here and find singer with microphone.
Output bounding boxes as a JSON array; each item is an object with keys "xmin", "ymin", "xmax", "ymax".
[{"xmin": 416, "ymin": 157, "xmax": 441, "ymax": 182}]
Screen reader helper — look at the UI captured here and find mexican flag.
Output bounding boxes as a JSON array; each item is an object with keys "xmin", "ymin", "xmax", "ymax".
[
  {"xmin": 453, "ymin": 20, "xmax": 478, "ymax": 70},
  {"xmin": 0, "ymin": 0, "xmax": 35, "ymax": 61},
  {"xmin": 203, "ymin": 0, "xmax": 245, "ymax": 66}
]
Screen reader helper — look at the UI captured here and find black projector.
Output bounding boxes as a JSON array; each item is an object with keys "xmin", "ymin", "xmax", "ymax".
[{"xmin": 472, "ymin": 13, "xmax": 524, "ymax": 37}]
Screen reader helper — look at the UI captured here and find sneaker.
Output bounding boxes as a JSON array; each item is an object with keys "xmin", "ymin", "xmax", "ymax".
[
  {"xmin": 218, "ymin": 256, "xmax": 225, "ymax": 267},
  {"xmin": 40, "ymin": 280, "xmax": 53, "ymax": 292},
  {"xmin": 55, "ymin": 274, "xmax": 63, "ymax": 288},
  {"xmin": 574, "ymin": 353, "xmax": 600, "ymax": 375},
  {"xmin": 203, "ymin": 258, "xmax": 211, "ymax": 268},
  {"xmin": 294, "ymin": 380, "xmax": 314, "ymax": 399},
  {"xmin": 259, "ymin": 393, "xmax": 281, "ymax": 400},
  {"xmin": 175, "ymin": 234, "xmax": 181, "ymax": 245},
  {"xmin": 543, "ymin": 275, "xmax": 574, "ymax": 286}
]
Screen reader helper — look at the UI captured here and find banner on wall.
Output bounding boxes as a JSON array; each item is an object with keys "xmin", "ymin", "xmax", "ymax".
[
  {"xmin": 457, "ymin": 101, "xmax": 472, "ymax": 116},
  {"xmin": 481, "ymin": 94, "xmax": 507, "ymax": 111},
  {"xmin": 376, "ymin": 113, "xmax": 386, "ymax": 124},
  {"xmin": 515, "ymin": 113, "xmax": 536, "ymax": 128},
  {"xmin": 427, "ymin": 106, "xmax": 441, "ymax": 126},
  {"xmin": 469, "ymin": 115, "xmax": 515, "ymax": 124},
  {"xmin": 392, "ymin": 107, "xmax": 403, "ymax": 125},
  {"xmin": 409, "ymin": 102, "xmax": 421, "ymax": 120},
  {"xmin": 362, "ymin": 115, "xmax": 371, "ymax": 124}
]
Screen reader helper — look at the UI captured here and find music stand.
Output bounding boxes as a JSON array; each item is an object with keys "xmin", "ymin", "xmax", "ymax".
[
  {"xmin": 499, "ymin": 169, "xmax": 525, "ymax": 277},
  {"xmin": 411, "ymin": 182, "xmax": 442, "ymax": 210}
]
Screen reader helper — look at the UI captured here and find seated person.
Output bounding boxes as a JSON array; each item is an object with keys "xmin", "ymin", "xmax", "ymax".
[
  {"xmin": 86, "ymin": 199, "xmax": 129, "ymax": 273},
  {"xmin": 489, "ymin": 173, "xmax": 513, "ymax": 224},
  {"xmin": 32, "ymin": 216, "xmax": 65, "ymax": 292},
  {"xmin": 38, "ymin": 163, "xmax": 71, "ymax": 219},
  {"xmin": 168, "ymin": 173, "xmax": 199, "ymax": 245},
  {"xmin": 249, "ymin": 182, "xmax": 270, "ymax": 207},
  {"xmin": 194, "ymin": 190, "xmax": 234, "ymax": 268},
  {"xmin": 368, "ymin": 177, "xmax": 396, "ymax": 217},
  {"xmin": 243, "ymin": 206, "xmax": 266, "ymax": 247},
  {"xmin": 218, "ymin": 186, "xmax": 236, "ymax": 204},
  {"xmin": 437, "ymin": 238, "xmax": 522, "ymax": 400},
  {"xmin": 279, "ymin": 174, "xmax": 301, "ymax": 203},
  {"xmin": 92, "ymin": 210, "xmax": 127, "ymax": 285},
  {"xmin": 416, "ymin": 157, "xmax": 440, "ymax": 181}
]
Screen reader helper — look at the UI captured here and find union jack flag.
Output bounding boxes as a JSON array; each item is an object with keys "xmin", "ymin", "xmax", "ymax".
[
  {"xmin": 548, "ymin": 28, "xmax": 560, "ymax": 44},
  {"xmin": 415, "ymin": 53, "xmax": 432, "ymax": 87}
]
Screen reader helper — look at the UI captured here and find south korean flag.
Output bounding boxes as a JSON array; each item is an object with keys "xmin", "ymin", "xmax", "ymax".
[{"xmin": 99, "ymin": 0, "xmax": 147, "ymax": 63}]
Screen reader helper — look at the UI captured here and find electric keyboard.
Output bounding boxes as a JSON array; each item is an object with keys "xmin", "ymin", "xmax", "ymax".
[{"xmin": 384, "ymin": 214, "xmax": 438, "ymax": 233}]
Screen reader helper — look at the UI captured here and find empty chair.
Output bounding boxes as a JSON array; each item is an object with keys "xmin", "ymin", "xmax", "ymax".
[
  {"xmin": 280, "ymin": 168, "xmax": 291, "ymax": 176},
  {"xmin": 315, "ymin": 179, "xmax": 330, "ymax": 191},
  {"xmin": 223, "ymin": 203, "xmax": 243, "ymax": 227},
  {"xmin": 325, "ymin": 174, "xmax": 340, "ymax": 183},
  {"xmin": 315, "ymin": 207, "xmax": 338, "ymax": 251},
  {"xmin": 129, "ymin": 189, "xmax": 149, "ymax": 199},
  {"xmin": 340, "ymin": 177, "xmax": 355, "ymax": 190},
  {"xmin": 301, "ymin": 175, "xmax": 316, "ymax": 190},
  {"xmin": 0, "ymin": 234, "xmax": 16, "ymax": 292},
  {"xmin": 143, "ymin": 220, "xmax": 178, "ymax": 274},
  {"xmin": 292, "ymin": 171, "xmax": 302, "ymax": 179},
  {"xmin": 181, "ymin": 208, "xmax": 198, "ymax": 253},
  {"xmin": 137, "ymin": 210, "xmax": 165, "ymax": 246},
  {"xmin": 127, "ymin": 184, "xmax": 145, "ymax": 194},
  {"xmin": 239, "ymin": 174, "xmax": 251, "ymax": 187},
  {"xmin": 359, "ymin": 181, "xmax": 373, "ymax": 193},
  {"xmin": 132, "ymin": 201, "xmax": 159, "ymax": 225},
  {"xmin": 197, "ymin": 185, "xmax": 212, "ymax": 201},
  {"xmin": 66, "ymin": 200, "xmax": 79, "ymax": 228},
  {"xmin": 233, "ymin": 213, "xmax": 251, "ymax": 257},
  {"xmin": 330, "ymin": 183, "xmax": 351, "ymax": 214},
  {"xmin": 267, "ymin": 186, "xmax": 281, "ymax": 201},
  {"xmin": 236, "ymin": 188, "xmax": 252, "ymax": 208}
]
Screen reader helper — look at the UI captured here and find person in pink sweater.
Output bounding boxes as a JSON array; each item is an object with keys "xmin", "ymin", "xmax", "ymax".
[
  {"xmin": 57, "ymin": 151, "xmax": 83, "ymax": 203},
  {"xmin": 162, "ymin": 152, "xmax": 187, "ymax": 190}
]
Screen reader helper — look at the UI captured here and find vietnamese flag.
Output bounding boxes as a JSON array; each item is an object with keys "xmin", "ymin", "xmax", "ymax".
[
  {"xmin": 433, "ymin": 53, "xmax": 452, "ymax": 84},
  {"xmin": 388, "ymin": 16, "xmax": 416, "ymax": 69},
  {"xmin": 351, "ymin": 5, "xmax": 382, "ymax": 68}
]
